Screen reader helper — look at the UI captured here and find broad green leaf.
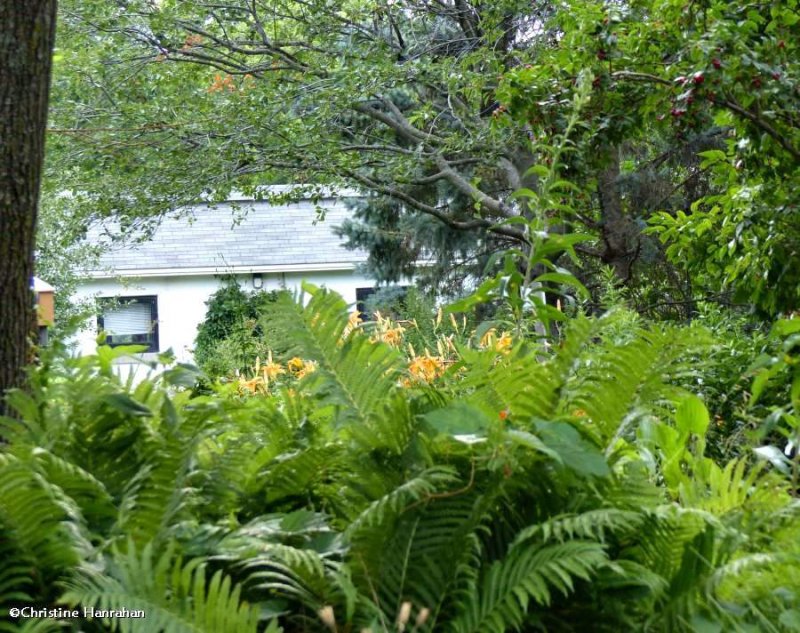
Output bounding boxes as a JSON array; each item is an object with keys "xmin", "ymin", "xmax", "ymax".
[
  {"xmin": 534, "ymin": 421, "xmax": 610, "ymax": 478},
  {"xmin": 423, "ymin": 402, "xmax": 491, "ymax": 439},
  {"xmin": 675, "ymin": 395, "xmax": 709, "ymax": 436},
  {"xmin": 102, "ymin": 394, "xmax": 153, "ymax": 417}
]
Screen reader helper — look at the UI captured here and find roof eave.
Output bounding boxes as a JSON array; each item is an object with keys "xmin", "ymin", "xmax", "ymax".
[{"xmin": 83, "ymin": 261, "xmax": 366, "ymax": 279}]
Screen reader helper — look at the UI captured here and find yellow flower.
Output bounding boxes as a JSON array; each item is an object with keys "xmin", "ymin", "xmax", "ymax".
[
  {"xmin": 238, "ymin": 376, "xmax": 263, "ymax": 395},
  {"xmin": 260, "ymin": 350, "xmax": 285, "ymax": 382},
  {"xmin": 480, "ymin": 328, "xmax": 498, "ymax": 350},
  {"xmin": 408, "ymin": 353, "xmax": 445, "ymax": 383},
  {"xmin": 370, "ymin": 311, "xmax": 405, "ymax": 347},
  {"xmin": 342, "ymin": 309, "xmax": 361, "ymax": 339},
  {"xmin": 380, "ymin": 326, "xmax": 405, "ymax": 347},
  {"xmin": 295, "ymin": 359, "xmax": 318, "ymax": 379},
  {"xmin": 287, "ymin": 356, "xmax": 305, "ymax": 373},
  {"xmin": 479, "ymin": 329, "xmax": 512, "ymax": 353},
  {"xmin": 495, "ymin": 332, "xmax": 513, "ymax": 352}
]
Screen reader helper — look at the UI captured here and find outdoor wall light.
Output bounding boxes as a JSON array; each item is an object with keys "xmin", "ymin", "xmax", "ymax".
[{"xmin": 252, "ymin": 273, "xmax": 263, "ymax": 289}]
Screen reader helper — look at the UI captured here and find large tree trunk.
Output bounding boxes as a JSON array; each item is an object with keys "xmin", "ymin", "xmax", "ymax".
[{"xmin": 0, "ymin": 0, "xmax": 58, "ymax": 415}]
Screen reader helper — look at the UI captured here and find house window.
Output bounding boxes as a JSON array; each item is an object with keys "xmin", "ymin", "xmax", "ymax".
[
  {"xmin": 356, "ymin": 287, "xmax": 377, "ymax": 320},
  {"xmin": 98, "ymin": 296, "xmax": 159, "ymax": 352}
]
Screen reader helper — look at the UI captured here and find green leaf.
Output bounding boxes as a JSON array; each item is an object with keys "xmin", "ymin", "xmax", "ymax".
[
  {"xmin": 424, "ymin": 402, "xmax": 491, "ymax": 440},
  {"xmin": 533, "ymin": 272, "xmax": 590, "ymax": 299},
  {"xmin": 775, "ymin": 319, "xmax": 800, "ymax": 337},
  {"xmin": 523, "ymin": 164, "xmax": 550, "ymax": 178},
  {"xmin": 534, "ymin": 421, "xmax": 610, "ymax": 478},
  {"xmin": 506, "ymin": 429, "xmax": 563, "ymax": 463},
  {"xmin": 509, "ymin": 188, "xmax": 539, "ymax": 200},
  {"xmin": 161, "ymin": 363, "xmax": 201, "ymax": 388},
  {"xmin": 675, "ymin": 395, "xmax": 709, "ymax": 436},
  {"xmin": 102, "ymin": 394, "xmax": 153, "ymax": 417},
  {"xmin": 779, "ymin": 609, "xmax": 800, "ymax": 631}
]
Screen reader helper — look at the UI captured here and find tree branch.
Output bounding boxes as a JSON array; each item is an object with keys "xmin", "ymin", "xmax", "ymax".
[
  {"xmin": 353, "ymin": 102, "xmax": 444, "ymax": 147},
  {"xmin": 434, "ymin": 153, "xmax": 513, "ymax": 217},
  {"xmin": 342, "ymin": 169, "xmax": 526, "ymax": 242},
  {"xmin": 722, "ymin": 98, "xmax": 800, "ymax": 161}
]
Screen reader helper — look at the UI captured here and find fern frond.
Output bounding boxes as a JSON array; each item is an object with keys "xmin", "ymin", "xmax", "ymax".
[
  {"xmin": 0, "ymin": 530, "xmax": 39, "ymax": 629},
  {"xmin": 345, "ymin": 467, "xmax": 460, "ymax": 539},
  {"xmin": 556, "ymin": 320, "xmax": 707, "ymax": 448},
  {"xmin": 630, "ymin": 506, "xmax": 715, "ymax": 583},
  {"xmin": 209, "ymin": 512, "xmax": 347, "ymax": 614},
  {"xmin": 61, "ymin": 541, "xmax": 260, "ymax": 633},
  {"xmin": 264, "ymin": 287, "xmax": 405, "ymax": 432},
  {"xmin": 348, "ymin": 489, "xmax": 491, "ymax": 630},
  {"xmin": 26, "ymin": 446, "xmax": 117, "ymax": 527},
  {"xmin": 0, "ymin": 619, "xmax": 63, "ymax": 633},
  {"xmin": 512, "ymin": 508, "xmax": 645, "ymax": 547},
  {"xmin": 191, "ymin": 401, "xmax": 295, "ymax": 516},
  {"xmin": 244, "ymin": 549, "xmax": 341, "ymax": 608},
  {"xmin": 595, "ymin": 559, "xmax": 669, "ymax": 595},
  {"xmin": 450, "ymin": 541, "xmax": 607, "ymax": 633},
  {"xmin": 456, "ymin": 345, "xmax": 562, "ymax": 422},
  {"xmin": 601, "ymin": 460, "xmax": 666, "ymax": 510},
  {"xmin": 260, "ymin": 445, "xmax": 341, "ymax": 506},
  {"xmin": 690, "ymin": 459, "xmax": 768, "ymax": 515},
  {"xmin": 706, "ymin": 551, "xmax": 800, "ymax": 614},
  {"xmin": 0, "ymin": 453, "xmax": 90, "ymax": 578},
  {"xmin": 114, "ymin": 436, "xmax": 196, "ymax": 546}
]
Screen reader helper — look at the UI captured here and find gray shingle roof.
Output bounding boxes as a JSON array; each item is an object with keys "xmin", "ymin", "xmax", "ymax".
[{"xmin": 85, "ymin": 194, "xmax": 367, "ymax": 277}]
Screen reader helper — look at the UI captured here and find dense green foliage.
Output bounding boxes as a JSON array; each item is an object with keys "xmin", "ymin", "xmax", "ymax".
[
  {"xmin": 193, "ymin": 279, "xmax": 280, "ymax": 377},
  {"xmin": 14, "ymin": 0, "xmax": 800, "ymax": 630},
  {"xmin": 41, "ymin": 0, "xmax": 800, "ymax": 310},
  {"xmin": 2, "ymin": 288, "xmax": 800, "ymax": 632}
]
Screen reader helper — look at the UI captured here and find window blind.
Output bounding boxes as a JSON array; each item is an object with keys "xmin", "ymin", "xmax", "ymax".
[{"xmin": 103, "ymin": 302, "xmax": 152, "ymax": 336}]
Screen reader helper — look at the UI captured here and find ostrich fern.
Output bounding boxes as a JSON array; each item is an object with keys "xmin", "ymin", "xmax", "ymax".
[{"xmin": 1, "ymin": 290, "xmax": 798, "ymax": 631}]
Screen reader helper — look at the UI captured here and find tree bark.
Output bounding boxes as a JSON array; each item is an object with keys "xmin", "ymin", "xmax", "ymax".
[
  {"xmin": 597, "ymin": 150, "xmax": 641, "ymax": 282},
  {"xmin": 0, "ymin": 0, "xmax": 58, "ymax": 414}
]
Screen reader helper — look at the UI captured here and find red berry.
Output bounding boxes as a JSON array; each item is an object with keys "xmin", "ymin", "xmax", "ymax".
[
  {"xmin": 671, "ymin": 108, "xmax": 685, "ymax": 117},
  {"xmin": 597, "ymin": 49, "xmax": 607, "ymax": 60},
  {"xmin": 693, "ymin": 72, "xmax": 704, "ymax": 84},
  {"xmin": 778, "ymin": 40, "xmax": 786, "ymax": 49},
  {"xmin": 712, "ymin": 58, "xmax": 722, "ymax": 69},
  {"xmin": 752, "ymin": 77, "xmax": 762, "ymax": 88},
  {"xmin": 772, "ymin": 72, "xmax": 781, "ymax": 80}
]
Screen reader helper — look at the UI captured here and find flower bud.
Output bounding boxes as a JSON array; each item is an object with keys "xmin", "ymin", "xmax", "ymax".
[
  {"xmin": 318, "ymin": 605, "xmax": 337, "ymax": 632},
  {"xmin": 397, "ymin": 601, "xmax": 412, "ymax": 631},
  {"xmin": 416, "ymin": 608, "xmax": 431, "ymax": 627}
]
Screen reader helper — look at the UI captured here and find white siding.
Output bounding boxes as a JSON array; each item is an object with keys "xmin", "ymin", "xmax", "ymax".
[{"xmin": 73, "ymin": 269, "xmax": 375, "ymax": 367}]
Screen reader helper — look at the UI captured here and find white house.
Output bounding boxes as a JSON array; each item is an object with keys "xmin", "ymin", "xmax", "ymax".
[{"xmin": 73, "ymin": 187, "xmax": 379, "ymax": 367}]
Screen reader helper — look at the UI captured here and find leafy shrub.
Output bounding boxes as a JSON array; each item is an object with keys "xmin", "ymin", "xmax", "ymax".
[
  {"xmin": 1, "ymin": 288, "xmax": 798, "ymax": 632},
  {"xmin": 193, "ymin": 277, "xmax": 281, "ymax": 377}
]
